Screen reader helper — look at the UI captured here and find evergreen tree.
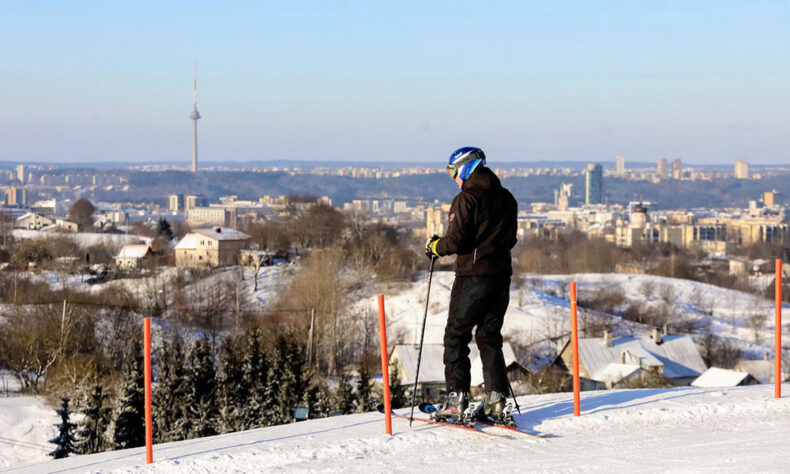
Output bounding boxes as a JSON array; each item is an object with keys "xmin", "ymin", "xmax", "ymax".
[
  {"xmin": 388, "ymin": 365, "xmax": 408, "ymax": 409},
  {"xmin": 241, "ymin": 329, "xmax": 268, "ymax": 429},
  {"xmin": 185, "ymin": 338, "xmax": 219, "ymax": 438},
  {"xmin": 49, "ymin": 397, "xmax": 77, "ymax": 459},
  {"xmin": 274, "ymin": 337, "xmax": 301, "ymax": 423},
  {"xmin": 76, "ymin": 385, "xmax": 110, "ymax": 454},
  {"xmin": 157, "ymin": 218, "xmax": 173, "ymax": 240},
  {"xmin": 356, "ymin": 364, "xmax": 375, "ymax": 413},
  {"xmin": 335, "ymin": 374, "xmax": 357, "ymax": 414},
  {"xmin": 307, "ymin": 381, "xmax": 334, "ymax": 419},
  {"xmin": 112, "ymin": 338, "xmax": 146, "ymax": 449},
  {"xmin": 152, "ymin": 339, "xmax": 188, "ymax": 443},
  {"xmin": 216, "ymin": 335, "xmax": 246, "ymax": 433}
]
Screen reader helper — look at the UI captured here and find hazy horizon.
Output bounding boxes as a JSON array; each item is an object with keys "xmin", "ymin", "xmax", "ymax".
[{"xmin": 2, "ymin": 2, "xmax": 788, "ymax": 165}]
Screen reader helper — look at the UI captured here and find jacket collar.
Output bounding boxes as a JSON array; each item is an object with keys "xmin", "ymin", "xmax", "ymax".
[{"xmin": 462, "ymin": 166, "xmax": 500, "ymax": 191}]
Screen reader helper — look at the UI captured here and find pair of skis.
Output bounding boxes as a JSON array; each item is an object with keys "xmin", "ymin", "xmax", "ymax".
[{"xmin": 377, "ymin": 403, "xmax": 549, "ymax": 439}]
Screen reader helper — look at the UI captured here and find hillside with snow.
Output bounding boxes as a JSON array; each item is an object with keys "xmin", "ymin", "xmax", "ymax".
[{"xmin": 7, "ymin": 384, "xmax": 790, "ymax": 473}]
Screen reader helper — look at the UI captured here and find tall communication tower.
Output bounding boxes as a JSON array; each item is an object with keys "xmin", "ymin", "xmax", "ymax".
[{"xmin": 189, "ymin": 66, "xmax": 201, "ymax": 172}]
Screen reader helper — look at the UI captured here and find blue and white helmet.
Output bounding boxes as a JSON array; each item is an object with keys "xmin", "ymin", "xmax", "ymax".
[{"xmin": 447, "ymin": 146, "xmax": 486, "ymax": 180}]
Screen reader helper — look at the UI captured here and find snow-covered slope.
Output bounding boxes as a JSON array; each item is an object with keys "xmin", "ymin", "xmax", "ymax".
[
  {"xmin": 0, "ymin": 396, "xmax": 58, "ymax": 470},
  {"xmin": 9, "ymin": 384, "xmax": 790, "ymax": 473}
]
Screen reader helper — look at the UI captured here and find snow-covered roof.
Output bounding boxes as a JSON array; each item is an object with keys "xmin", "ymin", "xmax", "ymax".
[
  {"xmin": 175, "ymin": 233, "xmax": 197, "ymax": 250},
  {"xmin": 117, "ymin": 244, "xmax": 152, "ymax": 259},
  {"xmin": 392, "ymin": 344, "xmax": 445, "ymax": 384},
  {"xmin": 392, "ymin": 343, "xmax": 520, "ymax": 386},
  {"xmin": 736, "ymin": 360, "xmax": 785, "ymax": 384},
  {"xmin": 192, "ymin": 227, "xmax": 251, "ymax": 241},
  {"xmin": 578, "ymin": 335, "xmax": 707, "ymax": 382},
  {"xmin": 595, "ymin": 363, "xmax": 642, "ymax": 384},
  {"xmin": 691, "ymin": 367, "xmax": 751, "ymax": 388}
]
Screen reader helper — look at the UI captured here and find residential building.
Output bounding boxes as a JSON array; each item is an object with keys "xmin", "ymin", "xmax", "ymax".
[
  {"xmin": 691, "ymin": 368, "xmax": 757, "ymax": 387},
  {"xmin": 16, "ymin": 164, "xmax": 25, "ymax": 185},
  {"xmin": 657, "ymin": 158, "xmax": 668, "ymax": 179},
  {"xmin": 557, "ymin": 329, "xmax": 707, "ymax": 389},
  {"xmin": 585, "ymin": 163, "xmax": 603, "ymax": 205},
  {"xmin": 672, "ymin": 159, "xmax": 682, "ymax": 179},
  {"xmin": 168, "ymin": 193, "xmax": 184, "ymax": 212},
  {"xmin": 734, "ymin": 160, "xmax": 749, "ymax": 179},
  {"xmin": 763, "ymin": 190, "xmax": 780, "ymax": 208},
  {"xmin": 4, "ymin": 186, "xmax": 26, "ymax": 206},
  {"xmin": 615, "ymin": 155, "xmax": 625, "ymax": 176},
  {"xmin": 426, "ymin": 204, "xmax": 451, "ymax": 238},
  {"xmin": 187, "ymin": 206, "xmax": 237, "ymax": 228},
  {"xmin": 116, "ymin": 245, "xmax": 154, "ymax": 269},
  {"xmin": 184, "ymin": 194, "xmax": 208, "ymax": 211},
  {"xmin": 175, "ymin": 227, "xmax": 250, "ymax": 267}
]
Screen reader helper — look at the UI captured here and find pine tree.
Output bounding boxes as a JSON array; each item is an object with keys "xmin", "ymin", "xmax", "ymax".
[
  {"xmin": 76, "ymin": 385, "xmax": 110, "ymax": 454},
  {"xmin": 216, "ymin": 335, "xmax": 246, "ymax": 433},
  {"xmin": 112, "ymin": 338, "xmax": 146, "ymax": 449},
  {"xmin": 49, "ymin": 397, "xmax": 77, "ymax": 459},
  {"xmin": 356, "ymin": 364, "xmax": 375, "ymax": 413},
  {"xmin": 335, "ymin": 374, "xmax": 357, "ymax": 414},
  {"xmin": 153, "ymin": 339, "xmax": 188, "ymax": 443},
  {"xmin": 307, "ymin": 381, "xmax": 334, "ymax": 419},
  {"xmin": 388, "ymin": 365, "xmax": 408, "ymax": 409},
  {"xmin": 241, "ymin": 329, "xmax": 268, "ymax": 429},
  {"xmin": 185, "ymin": 338, "xmax": 218, "ymax": 438},
  {"xmin": 274, "ymin": 337, "xmax": 300, "ymax": 423}
]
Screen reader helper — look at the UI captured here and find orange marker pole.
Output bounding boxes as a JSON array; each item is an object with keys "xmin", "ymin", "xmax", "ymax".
[
  {"xmin": 776, "ymin": 259, "xmax": 782, "ymax": 399},
  {"xmin": 570, "ymin": 282, "xmax": 581, "ymax": 416},
  {"xmin": 143, "ymin": 318, "xmax": 153, "ymax": 463},
  {"xmin": 377, "ymin": 295, "xmax": 392, "ymax": 435}
]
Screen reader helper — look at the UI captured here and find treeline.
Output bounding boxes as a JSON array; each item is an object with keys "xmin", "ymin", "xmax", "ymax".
[{"xmin": 46, "ymin": 330, "xmax": 410, "ymax": 458}]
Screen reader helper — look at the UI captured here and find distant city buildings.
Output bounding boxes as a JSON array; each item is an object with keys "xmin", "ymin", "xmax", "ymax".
[
  {"xmin": 672, "ymin": 159, "xmax": 682, "ymax": 180},
  {"xmin": 585, "ymin": 163, "xmax": 603, "ymax": 205},
  {"xmin": 657, "ymin": 159, "xmax": 668, "ymax": 179},
  {"xmin": 734, "ymin": 160, "xmax": 749, "ymax": 179},
  {"xmin": 615, "ymin": 156, "xmax": 625, "ymax": 176}
]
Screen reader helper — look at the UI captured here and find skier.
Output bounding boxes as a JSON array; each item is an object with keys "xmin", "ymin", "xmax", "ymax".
[{"xmin": 424, "ymin": 146, "xmax": 518, "ymax": 425}]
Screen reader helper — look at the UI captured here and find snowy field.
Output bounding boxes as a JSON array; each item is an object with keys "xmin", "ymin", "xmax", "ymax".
[
  {"xmin": 7, "ymin": 384, "xmax": 790, "ymax": 473},
  {"xmin": 11, "ymin": 230, "xmax": 151, "ymax": 250}
]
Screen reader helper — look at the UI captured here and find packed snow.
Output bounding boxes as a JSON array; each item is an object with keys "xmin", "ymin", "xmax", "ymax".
[
  {"xmin": 7, "ymin": 384, "xmax": 790, "ymax": 473},
  {"xmin": 0, "ymin": 396, "xmax": 59, "ymax": 470}
]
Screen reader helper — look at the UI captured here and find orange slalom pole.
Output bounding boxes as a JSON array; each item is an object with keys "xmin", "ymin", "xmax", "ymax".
[
  {"xmin": 143, "ymin": 318, "xmax": 153, "ymax": 464},
  {"xmin": 570, "ymin": 282, "xmax": 581, "ymax": 416},
  {"xmin": 377, "ymin": 295, "xmax": 392, "ymax": 435},
  {"xmin": 776, "ymin": 260, "xmax": 782, "ymax": 399}
]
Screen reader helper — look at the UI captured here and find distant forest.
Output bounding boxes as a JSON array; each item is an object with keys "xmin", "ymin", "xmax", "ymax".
[{"xmin": 86, "ymin": 170, "xmax": 790, "ymax": 210}]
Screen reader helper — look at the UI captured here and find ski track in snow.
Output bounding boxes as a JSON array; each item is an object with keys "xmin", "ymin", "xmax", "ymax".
[{"xmin": 6, "ymin": 384, "xmax": 790, "ymax": 473}]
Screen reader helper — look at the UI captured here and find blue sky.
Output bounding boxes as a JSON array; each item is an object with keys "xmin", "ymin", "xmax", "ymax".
[{"xmin": 1, "ymin": 1, "xmax": 788, "ymax": 164}]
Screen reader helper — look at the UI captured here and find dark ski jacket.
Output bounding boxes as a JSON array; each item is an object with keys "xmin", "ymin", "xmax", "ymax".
[{"xmin": 434, "ymin": 166, "xmax": 518, "ymax": 276}]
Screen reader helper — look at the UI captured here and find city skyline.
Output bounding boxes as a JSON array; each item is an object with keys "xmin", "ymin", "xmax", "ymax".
[{"xmin": 2, "ymin": 2, "xmax": 789, "ymax": 164}]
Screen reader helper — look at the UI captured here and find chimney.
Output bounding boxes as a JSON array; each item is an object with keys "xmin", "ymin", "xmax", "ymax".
[
  {"xmin": 620, "ymin": 351, "xmax": 627, "ymax": 364},
  {"xmin": 652, "ymin": 327, "xmax": 663, "ymax": 345},
  {"xmin": 764, "ymin": 351, "xmax": 770, "ymax": 361},
  {"xmin": 603, "ymin": 330, "xmax": 613, "ymax": 347},
  {"xmin": 214, "ymin": 226, "xmax": 222, "ymax": 233}
]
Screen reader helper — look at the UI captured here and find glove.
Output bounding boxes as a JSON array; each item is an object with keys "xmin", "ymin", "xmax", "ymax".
[{"xmin": 425, "ymin": 235, "xmax": 440, "ymax": 259}]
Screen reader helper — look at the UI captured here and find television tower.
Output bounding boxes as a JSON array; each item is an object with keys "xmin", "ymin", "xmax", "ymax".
[{"xmin": 189, "ymin": 66, "xmax": 201, "ymax": 172}]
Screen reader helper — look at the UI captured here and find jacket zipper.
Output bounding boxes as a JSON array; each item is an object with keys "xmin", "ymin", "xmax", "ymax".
[{"xmin": 473, "ymin": 248, "xmax": 477, "ymax": 264}]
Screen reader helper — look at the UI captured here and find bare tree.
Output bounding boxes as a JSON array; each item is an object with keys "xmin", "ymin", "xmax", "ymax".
[
  {"xmin": 747, "ymin": 312, "xmax": 768, "ymax": 344},
  {"xmin": 639, "ymin": 279, "xmax": 656, "ymax": 300}
]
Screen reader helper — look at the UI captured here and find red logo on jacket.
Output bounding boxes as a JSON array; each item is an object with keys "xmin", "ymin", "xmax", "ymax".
[{"xmin": 449, "ymin": 213, "xmax": 455, "ymax": 222}]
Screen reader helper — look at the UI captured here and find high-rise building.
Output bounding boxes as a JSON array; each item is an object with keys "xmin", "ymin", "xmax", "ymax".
[
  {"xmin": 615, "ymin": 156, "xmax": 625, "ymax": 176},
  {"xmin": 585, "ymin": 163, "xmax": 603, "ymax": 205},
  {"xmin": 734, "ymin": 160, "xmax": 749, "ymax": 179},
  {"xmin": 16, "ymin": 164, "xmax": 25, "ymax": 185},
  {"xmin": 5, "ymin": 186, "xmax": 26, "ymax": 207},
  {"xmin": 672, "ymin": 159, "xmax": 682, "ymax": 180},
  {"xmin": 169, "ymin": 193, "xmax": 185, "ymax": 212},
  {"xmin": 657, "ymin": 158, "xmax": 668, "ymax": 178},
  {"xmin": 764, "ymin": 190, "xmax": 780, "ymax": 208}
]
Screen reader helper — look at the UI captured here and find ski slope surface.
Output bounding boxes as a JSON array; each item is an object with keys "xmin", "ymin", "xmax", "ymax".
[{"xmin": 8, "ymin": 384, "xmax": 790, "ymax": 473}]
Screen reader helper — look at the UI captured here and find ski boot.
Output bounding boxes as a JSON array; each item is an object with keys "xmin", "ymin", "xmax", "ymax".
[
  {"xmin": 474, "ymin": 390, "xmax": 514, "ymax": 426},
  {"xmin": 432, "ymin": 391, "xmax": 473, "ymax": 425}
]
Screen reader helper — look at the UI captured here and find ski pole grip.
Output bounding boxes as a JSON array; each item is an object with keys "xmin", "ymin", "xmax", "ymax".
[{"xmin": 378, "ymin": 294, "xmax": 392, "ymax": 435}]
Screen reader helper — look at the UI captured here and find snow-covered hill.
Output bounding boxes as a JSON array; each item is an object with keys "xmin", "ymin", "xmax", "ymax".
[{"xmin": 8, "ymin": 384, "xmax": 790, "ymax": 473}]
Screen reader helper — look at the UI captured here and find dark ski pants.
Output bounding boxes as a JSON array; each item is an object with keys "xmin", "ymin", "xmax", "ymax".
[{"xmin": 443, "ymin": 275, "xmax": 510, "ymax": 394}]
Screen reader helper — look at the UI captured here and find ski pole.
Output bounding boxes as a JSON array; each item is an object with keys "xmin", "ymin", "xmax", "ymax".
[
  {"xmin": 507, "ymin": 377, "xmax": 521, "ymax": 415},
  {"xmin": 410, "ymin": 255, "xmax": 436, "ymax": 427}
]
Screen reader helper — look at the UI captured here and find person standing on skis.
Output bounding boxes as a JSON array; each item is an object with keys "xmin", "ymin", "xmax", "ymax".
[{"xmin": 424, "ymin": 146, "xmax": 518, "ymax": 425}]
